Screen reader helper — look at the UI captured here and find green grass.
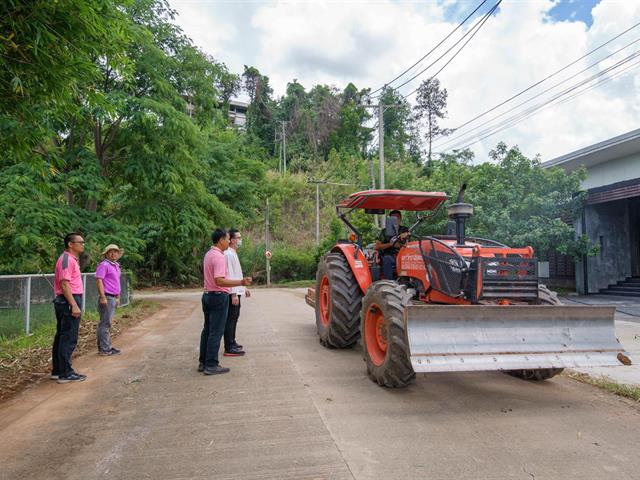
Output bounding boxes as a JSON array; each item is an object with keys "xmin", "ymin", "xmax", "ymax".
[
  {"xmin": 0, "ymin": 304, "xmax": 62, "ymax": 339},
  {"xmin": 0, "ymin": 308, "xmax": 100, "ymax": 357},
  {"xmin": 565, "ymin": 371, "xmax": 640, "ymax": 403},
  {"xmin": 0, "ymin": 301, "xmax": 154, "ymax": 358}
]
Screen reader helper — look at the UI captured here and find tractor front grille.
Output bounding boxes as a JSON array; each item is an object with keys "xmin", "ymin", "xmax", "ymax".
[{"xmin": 475, "ymin": 256, "xmax": 539, "ymax": 301}]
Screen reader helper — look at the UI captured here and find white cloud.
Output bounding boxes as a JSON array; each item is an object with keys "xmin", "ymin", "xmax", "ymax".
[{"xmin": 169, "ymin": 0, "xmax": 640, "ymax": 162}]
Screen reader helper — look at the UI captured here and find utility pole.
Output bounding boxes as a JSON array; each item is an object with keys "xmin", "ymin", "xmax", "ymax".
[
  {"xmin": 265, "ymin": 198, "xmax": 271, "ymax": 287},
  {"xmin": 378, "ymin": 102, "xmax": 385, "ymax": 190},
  {"xmin": 281, "ymin": 121, "xmax": 287, "ymax": 174},
  {"xmin": 308, "ymin": 180, "xmax": 324, "ymax": 247},
  {"xmin": 369, "ymin": 151, "xmax": 376, "ymax": 189},
  {"xmin": 274, "ymin": 127, "xmax": 281, "ymax": 173},
  {"xmin": 363, "ymin": 97, "xmax": 403, "ymax": 226},
  {"xmin": 308, "ymin": 179, "xmax": 360, "ymax": 247},
  {"xmin": 362, "ymin": 99, "xmax": 404, "ymax": 192},
  {"xmin": 315, "ymin": 183, "xmax": 320, "ymax": 246}
]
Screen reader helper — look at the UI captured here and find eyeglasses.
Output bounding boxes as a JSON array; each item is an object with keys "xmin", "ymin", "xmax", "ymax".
[{"xmin": 71, "ymin": 241, "xmax": 86, "ymax": 244}]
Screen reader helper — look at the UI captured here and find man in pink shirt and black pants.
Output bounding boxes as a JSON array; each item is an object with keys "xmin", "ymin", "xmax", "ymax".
[
  {"xmin": 199, "ymin": 228, "xmax": 251, "ymax": 375},
  {"xmin": 52, "ymin": 233, "xmax": 87, "ymax": 383}
]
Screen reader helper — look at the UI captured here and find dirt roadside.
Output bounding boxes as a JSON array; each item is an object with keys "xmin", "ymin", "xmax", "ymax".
[{"xmin": 0, "ymin": 300, "xmax": 162, "ymax": 402}]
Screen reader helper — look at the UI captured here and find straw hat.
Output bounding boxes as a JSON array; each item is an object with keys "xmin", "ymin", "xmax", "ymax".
[{"xmin": 101, "ymin": 244, "xmax": 123, "ymax": 256}]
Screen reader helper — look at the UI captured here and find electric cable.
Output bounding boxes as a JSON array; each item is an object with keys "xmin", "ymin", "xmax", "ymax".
[
  {"xmin": 433, "ymin": 20, "xmax": 640, "ymax": 142},
  {"xmin": 435, "ymin": 45, "xmax": 640, "ymax": 150},
  {"xmin": 403, "ymin": 0, "xmax": 499, "ymax": 99},
  {"xmin": 438, "ymin": 51, "xmax": 640, "ymax": 152},
  {"xmin": 368, "ymin": 0, "xmax": 489, "ymax": 96},
  {"xmin": 372, "ymin": 0, "xmax": 502, "ymax": 100}
]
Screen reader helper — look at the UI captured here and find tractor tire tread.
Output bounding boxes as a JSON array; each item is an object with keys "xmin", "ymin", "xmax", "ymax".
[
  {"xmin": 361, "ymin": 281, "xmax": 415, "ymax": 388},
  {"xmin": 315, "ymin": 253, "xmax": 363, "ymax": 348}
]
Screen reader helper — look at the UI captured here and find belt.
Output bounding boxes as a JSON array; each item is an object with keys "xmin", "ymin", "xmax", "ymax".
[
  {"xmin": 54, "ymin": 294, "xmax": 83, "ymax": 302},
  {"xmin": 204, "ymin": 291, "xmax": 229, "ymax": 295},
  {"xmin": 105, "ymin": 293, "xmax": 119, "ymax": 298}
]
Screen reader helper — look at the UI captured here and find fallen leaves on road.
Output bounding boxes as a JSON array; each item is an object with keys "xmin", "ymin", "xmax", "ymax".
[{"xmin": 0, "ymin": 301, "xmax": 161, "ymax": 402}]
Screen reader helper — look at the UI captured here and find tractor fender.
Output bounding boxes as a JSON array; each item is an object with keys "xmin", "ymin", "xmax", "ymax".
[{"xmin": 330, "ymin": 244, "xmax": 372, "ymax": 294}]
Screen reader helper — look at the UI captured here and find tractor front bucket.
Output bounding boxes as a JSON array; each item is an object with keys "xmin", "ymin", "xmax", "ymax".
[{"xmin": 404, "ymin": 305, "xmax": 630, "ymax": 373}]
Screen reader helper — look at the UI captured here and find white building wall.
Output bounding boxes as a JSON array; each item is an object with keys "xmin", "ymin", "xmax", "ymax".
[{"xmin": 581, "ymin": 153, "xmax": 640, "ymax": 190}]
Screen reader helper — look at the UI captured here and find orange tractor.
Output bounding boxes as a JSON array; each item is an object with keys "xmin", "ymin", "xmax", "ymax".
[{"xmin": 306, "ymin": 187, "xmax": 629, "ymax": 388}]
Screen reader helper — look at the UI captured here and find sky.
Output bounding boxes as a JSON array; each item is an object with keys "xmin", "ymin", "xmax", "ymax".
[{"xmin": 168, "ymin": 0, "xmax": 640, "ymax": 163}]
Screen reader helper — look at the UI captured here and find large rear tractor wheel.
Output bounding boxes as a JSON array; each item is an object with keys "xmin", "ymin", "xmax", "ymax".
[
  {"xmin": 360, "ymin": 281, "xmax": 415, "ymax": 388},
  {"xmin": 315, "ymin": 253, "xmax": 363, "ymax": 348},
  {"xmin": 506, "ymin": 284, "xmax": 564, "ymax": 381}
]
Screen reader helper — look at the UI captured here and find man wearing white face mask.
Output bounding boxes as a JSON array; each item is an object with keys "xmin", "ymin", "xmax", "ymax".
[{"xmin": 223, "ymin": 229, "xmax": 251, "ymax": 356}]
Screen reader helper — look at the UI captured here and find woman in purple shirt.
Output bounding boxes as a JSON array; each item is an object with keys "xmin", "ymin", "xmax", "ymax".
[{"xmin": 96, "ymin": 244, "xmax": 123, "ymax": 356}]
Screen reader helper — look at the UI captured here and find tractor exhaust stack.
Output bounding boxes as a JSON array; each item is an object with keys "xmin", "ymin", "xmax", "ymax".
[{"xmin": 447, "ymin": 183, "xmax": 474, "ymax": 246}]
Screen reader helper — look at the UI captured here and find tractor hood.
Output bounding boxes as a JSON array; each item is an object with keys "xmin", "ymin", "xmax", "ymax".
[{"xmin": 338, "ymin": 190, "xmax": 449, "ymax": 211}]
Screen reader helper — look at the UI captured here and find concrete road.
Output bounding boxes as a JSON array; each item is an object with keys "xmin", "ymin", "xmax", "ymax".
[{"xmin": 1, "ymin": 289, "xmax": 639, "ymax": 480}]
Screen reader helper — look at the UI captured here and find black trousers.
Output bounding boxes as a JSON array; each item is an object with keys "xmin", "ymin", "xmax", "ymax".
[
  {"xmin": 199, "ymin": 292, "xmax": 229, "ymax": 368},
  {"xmin": 52, "ymin": 294, "xmax": 82, "ymax": 376},
  {"xmin": 224, "ymin": 297, "xmax": 241, "ymax": 350}
]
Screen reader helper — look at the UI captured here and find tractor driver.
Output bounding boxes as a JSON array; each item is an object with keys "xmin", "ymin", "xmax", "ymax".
[{"xmin": 374, "ymin": 210, "xmax": 410, "ymax": 280}]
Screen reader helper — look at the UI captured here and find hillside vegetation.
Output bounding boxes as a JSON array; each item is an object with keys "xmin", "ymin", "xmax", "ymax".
[{"xmin": 1, "ymin": 0, "xmax": 593, "ymax": 284}]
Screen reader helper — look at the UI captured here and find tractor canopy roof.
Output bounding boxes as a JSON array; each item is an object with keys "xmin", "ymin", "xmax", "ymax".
[{"xmin": 338, "ymin": 189, "xmax": 449, "ymax": 211}]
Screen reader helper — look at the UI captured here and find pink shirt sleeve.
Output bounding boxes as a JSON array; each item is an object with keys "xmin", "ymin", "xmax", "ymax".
[
  {"xmin": 58, "ymin": 255, "xmax": 73, "ymax": 283},
  {"xmin": 95, "ymin": 261, "xmax": 107, "ymax": 280},
  {"xmin": 213, "ymin": 251, "xmax": 227, "ymax": 279}
]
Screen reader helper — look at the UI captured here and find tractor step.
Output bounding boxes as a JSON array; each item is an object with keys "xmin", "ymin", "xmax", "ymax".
[
  {"xmin": 305, "ymin": 288, "xmax": 316, "ymax": 308},
  {"xmin": 404, "ymin": 305, "xmax": 628, "ymax": 373}
]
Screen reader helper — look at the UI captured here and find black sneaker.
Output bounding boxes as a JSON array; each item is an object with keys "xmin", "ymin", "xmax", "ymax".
[
  {"xmin": 99, "ymin": 348, "xmax": 121, "ymax": 356},
  {"xmin": 57, "ymin": 373, "xmax": 87, "ymax": 383},
  {"xmin": 203, "ymin": 366, "xmax": 230, "ymax": 375},
  {"xmin": 224, "ymin": 349, "xmax": 245, "ymax": 357},
  {"xmin": 197, "ymin": 363, "xmax": 205, "ymax": 372},
  {"xmin": 233, "ymin": 343, "xmax": 243, "ymax": 350}
]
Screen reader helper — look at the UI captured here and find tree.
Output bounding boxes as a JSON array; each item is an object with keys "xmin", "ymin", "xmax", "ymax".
[
  {"xmin": 413, "ymin": 77, "xmax": 453, "ymax": 166},
  {"xmin": 243, "ymin": 65, "xmax": 275, "ymax": 152},
  {"xmin": 0, "ymin": 0, "xmax": 251, "ymax": 282},
  {"xmin": 0, "ymin": 0, "xmax": 130, "ymax": 162},
  {"xmin": 375, "ymin": 87, "xmax": 419, "ymax": 163}
]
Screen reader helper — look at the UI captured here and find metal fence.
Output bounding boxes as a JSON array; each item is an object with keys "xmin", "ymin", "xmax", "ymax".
[{"xmin": 0, "ymin": 273, "xmax": 131, "ymax": 338}]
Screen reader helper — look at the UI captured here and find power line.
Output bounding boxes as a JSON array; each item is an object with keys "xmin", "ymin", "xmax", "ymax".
[
  {"xmin": 441, "ymin": 52, "xmax": 640, "ymax": 151},
  {"xmin": 435, "ymin": 41, "xmax": 640, "ymax": 150},
  {"xmin": 373, "ymin": 0, "xmax": 501, "ymax": 100},
  {"xmin": 368, "ymin": 0, "xmax": 489, "ymax": 97},
  {"xmin": 403, "ymin": 0, "xmax": 500, "ymax": 99},
  {"xmin": 437, "ymin": 51, "xmax": 640, "ymax": 152},
  {"xmin": 435, "ymin": 19, "xmax": 640, "ymax": 138},
  {"xmin": 552, "ymin": 57, "xmax": 640, "ymax": 109}
]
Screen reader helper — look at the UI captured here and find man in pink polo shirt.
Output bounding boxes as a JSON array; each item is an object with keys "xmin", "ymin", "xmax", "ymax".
[
  {"xmin": 52, "ymin": 232, "xmax": 87, "ymax": 383},
  {"xmin": 198, "ymin": 228, "xmax": 252, "ymax": 375},
  {"xmin": 96, "ymin": 244, "xmax": 123, "ymax": 356}
]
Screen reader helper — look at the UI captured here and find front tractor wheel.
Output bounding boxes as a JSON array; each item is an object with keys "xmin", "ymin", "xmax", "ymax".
[
  {"xmin": 315, "ymin": 253, "xmax": 363, "ymax": 348},
  {"xmin": 360, "ymin": 281, "xmax": 415, "ymax": 388},
  {"xmin": 506, "ymin": 284, "xmax": 564, "ymax": 382}
]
